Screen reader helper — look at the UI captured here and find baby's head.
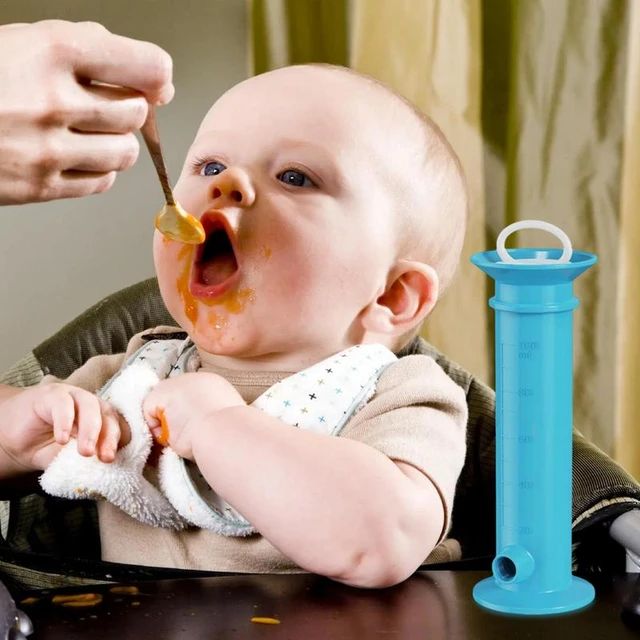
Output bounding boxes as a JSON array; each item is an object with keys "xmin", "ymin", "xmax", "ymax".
[{"xmin": 154, "ymin": 64, "xmax": 468, "ymax": 370}]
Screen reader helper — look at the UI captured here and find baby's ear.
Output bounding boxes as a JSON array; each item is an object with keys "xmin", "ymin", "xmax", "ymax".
[{"xmin": 361, "ymin": 260, "xmax": 439, "ymax": 337}]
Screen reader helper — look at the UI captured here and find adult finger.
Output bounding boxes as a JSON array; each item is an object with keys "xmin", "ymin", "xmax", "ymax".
[
  {"xmin": 72, "ymin": 84, "xmax": 148, "ymax": 134},
  {"xmin": 69, "ymin": 389, "xmax": 103, "ymax": 457},
  {"xmin": 59, "ymin": 130, "xmax": 140, "ymax": 173},
  {"xmin": 35, "ymin": 171, "xmax": 116, "ymax": 202},
  {"xmin": 70, "ymin": 23, "xmax": 174, "ymax": 105}
]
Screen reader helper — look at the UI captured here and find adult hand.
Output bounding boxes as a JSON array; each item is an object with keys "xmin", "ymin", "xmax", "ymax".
[{"xmin": 0, "ymin": 20, "xmax": 174, "ymax": 205}]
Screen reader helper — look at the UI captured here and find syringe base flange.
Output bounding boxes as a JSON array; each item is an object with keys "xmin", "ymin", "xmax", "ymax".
[{"xmin": 473, "ymin": 575, "xmax": 595, "ymax": 616}]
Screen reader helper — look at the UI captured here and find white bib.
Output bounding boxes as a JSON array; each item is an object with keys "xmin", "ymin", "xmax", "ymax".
[{"xmin": 40, "ymin": 339, "xmax": 396, "ymax": 536}]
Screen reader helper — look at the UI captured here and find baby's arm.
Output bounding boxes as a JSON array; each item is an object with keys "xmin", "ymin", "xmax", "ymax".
[
  {"xmin": 0, "ymin": 384, "xmax": 34, "ymax": 486},
  {"xmin": 144, "ymin": 358, "xmax": 467, "ymax": 588},
  {"xmin": 194, "ymin": 405, "xmax": 447, "ymax": 588}
]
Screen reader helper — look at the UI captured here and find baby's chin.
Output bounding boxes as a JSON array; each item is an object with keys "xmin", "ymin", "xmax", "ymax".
[
  {"xmin": 162, "ymin": 299, "xmax": 254, "ymax": 360},
  {"xmin": 187, "ymin": 324, "xmax": 251, "ymax": 359},
  {"xmin": 191, "ymin": 338, "xmax": 279, "ymax": 373}
]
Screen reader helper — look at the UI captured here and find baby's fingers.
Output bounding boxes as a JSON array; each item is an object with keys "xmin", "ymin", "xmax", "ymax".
[
  {"xmin": 96, "ymin": 401, "xmax": 130, "ymax": 463},
  {"xmin": 69, "ymin": 389, "xmax": 103, "ymax": 457},
  {"xmin": 96, "ymin": 418, "xmax": 119, "ymax": 462},
  {"xmin": 142, "ymin": 389, "xmax": 161, "ymax": 429},
  {"xmin": 49, "ymin": 392, "xmax": 76, "ymax": 444}
]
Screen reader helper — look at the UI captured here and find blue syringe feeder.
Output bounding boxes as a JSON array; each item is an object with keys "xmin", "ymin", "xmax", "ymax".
[{"xmin": 471, "ymin": 225, "xmax": 597, "ymax": 616}]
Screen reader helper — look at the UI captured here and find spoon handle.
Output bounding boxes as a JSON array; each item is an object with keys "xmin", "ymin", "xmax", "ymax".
[{"xmin": 140, "ymin": 105, "xmax": 176, "ymax": 206}]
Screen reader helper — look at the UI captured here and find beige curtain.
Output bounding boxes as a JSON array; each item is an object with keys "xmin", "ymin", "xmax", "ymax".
[
  {"xmin": 350, "ymin": 0, "xmax": 489, "ymax": 384},
  {"xmin": 616, "ymin": 0, "xmax": 640, "ymax": 478},
  {"xmin": 250, "ymin": 0, "xmax": 639, "ymax": 472},
  {"xmin": 249, "ymin": 0, "xmax": 348, "ymax": 73}
]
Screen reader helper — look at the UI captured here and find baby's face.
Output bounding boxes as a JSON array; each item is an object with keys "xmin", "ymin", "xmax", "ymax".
[{"xmin": 154, "ymin": 67, "xmax": 403, "ymax": 368}]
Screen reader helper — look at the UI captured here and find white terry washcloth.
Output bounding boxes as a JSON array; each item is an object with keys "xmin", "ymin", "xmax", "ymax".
[{"xmin": 40, "ymin": 341, "xmax": 397, "ymax": 535}]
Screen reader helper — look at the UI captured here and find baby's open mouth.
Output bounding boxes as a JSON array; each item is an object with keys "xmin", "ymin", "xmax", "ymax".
[{"xmin": 190, "ymin": 214, "xmax": 239, "ymax": 298}]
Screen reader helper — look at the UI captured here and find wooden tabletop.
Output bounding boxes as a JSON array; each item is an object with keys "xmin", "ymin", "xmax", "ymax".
[{"xmin": 21, "ymin": 570, "xmax": 640, "ymax": 639}]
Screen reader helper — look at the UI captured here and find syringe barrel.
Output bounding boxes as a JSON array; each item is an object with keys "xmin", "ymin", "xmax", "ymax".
[
  {"xmin": 492, "ymin": 282, "xmax": 577, "ymax": 592},
  {"xmin": 471, "ymin": 234, "xmax": 597, "ymax": 614}
]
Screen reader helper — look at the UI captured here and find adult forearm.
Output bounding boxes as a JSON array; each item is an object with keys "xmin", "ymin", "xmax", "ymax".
[{"xmin": 192, "ymin": 405, "xmax": 441, "ymax": 587}]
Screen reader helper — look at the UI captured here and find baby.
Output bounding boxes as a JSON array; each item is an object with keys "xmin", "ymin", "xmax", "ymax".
[{"xmin": 0, "ymin": 64, "xmax": 468, "ymax": 588}]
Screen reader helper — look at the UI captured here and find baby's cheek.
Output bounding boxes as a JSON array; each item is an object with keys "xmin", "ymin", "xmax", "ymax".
[
  {"xmin": 154, "ymin": 251, "xmax": 179, "ymax": 294},
  {"xmin": 154, "ymin": 236, "xmax": 191, "ymax": 323},
  {"xmin": 153, "ymin": 231, "xmax": 177, "ymax": 262}
]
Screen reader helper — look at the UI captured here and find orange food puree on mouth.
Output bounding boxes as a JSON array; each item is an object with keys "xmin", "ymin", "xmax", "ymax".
[
  {"xmin": 222, "ymin": 288, "xmax": 254, "ymax": 314},
  {"xmin": 176, "ymin": 245, "xmax": 254, "ymax": 325}
]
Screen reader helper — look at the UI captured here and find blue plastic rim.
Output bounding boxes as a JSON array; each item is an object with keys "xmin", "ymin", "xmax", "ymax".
[
  {"xmin": 471, "ymin": 244, "xmax": 597, "ymax": 616},
  {"xmin": 470, "ymin": 248, "xmax": 598, "ymax": 285},
  {"xmin": 473, "ymin": 575, "xmax": 595, "ymax": 616}
]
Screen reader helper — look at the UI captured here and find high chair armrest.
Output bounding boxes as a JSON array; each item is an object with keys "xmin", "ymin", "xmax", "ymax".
[{"xmin": 610, "ymin": 510, "xmax": 640, "ymax": 572}]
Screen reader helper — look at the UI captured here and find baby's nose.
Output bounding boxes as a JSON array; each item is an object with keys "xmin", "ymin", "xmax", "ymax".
[{"xmin": 210, "ymin": 168, "xmax": 255, "ymax": 207}]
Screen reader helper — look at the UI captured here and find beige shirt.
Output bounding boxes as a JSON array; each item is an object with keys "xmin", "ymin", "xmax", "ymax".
[{"xmin": 61, "ymin": 327, "xmax": 468, "ymax": 570}]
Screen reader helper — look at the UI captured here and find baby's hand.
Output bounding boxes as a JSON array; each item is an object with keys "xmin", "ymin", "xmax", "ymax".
[
  {"xmin": 143, "ymin": 372, "xmax": 245, "ymax": 460},
  {"xmin": 0, "ymin": 383, "xmax": 130, "ymax": 472}
]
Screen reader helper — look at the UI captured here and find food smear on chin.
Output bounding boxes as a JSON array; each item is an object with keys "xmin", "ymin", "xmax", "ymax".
[
  {"xmin": 176, "ymin": 245, "xmax": 255, "ymax": 331},
  {"xmin": 221, "ymin": 288, "xmax": 254, "ymax": 314}
]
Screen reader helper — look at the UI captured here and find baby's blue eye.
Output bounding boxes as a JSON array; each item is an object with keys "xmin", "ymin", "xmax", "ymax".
[
  {"xmin": 201, "ymin": 161, "xmax": 227, "ymax": 177},
  {"xmin": 278, "ymin": 169, "xmax": 313, "ymax": 188}
]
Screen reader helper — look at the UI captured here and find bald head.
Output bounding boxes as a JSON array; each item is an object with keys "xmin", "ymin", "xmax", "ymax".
[
  {"xmin": 303, "ymin": 64, "xmax": 468, "ymax": 294},
  {"xmin": 196, "ymin": 63, "xmax": 468, "ymax": 295}
]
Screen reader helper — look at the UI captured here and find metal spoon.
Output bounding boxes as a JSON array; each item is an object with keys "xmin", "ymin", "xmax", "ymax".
[{"xmin": 140, "ymin": 106, "xmax": 205, "ymax": 245}]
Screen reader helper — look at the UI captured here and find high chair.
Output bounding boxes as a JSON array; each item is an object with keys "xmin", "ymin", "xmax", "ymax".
[{"xmin": 0, "ymin": 277, "xmax": 639, "ymax": 590}]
